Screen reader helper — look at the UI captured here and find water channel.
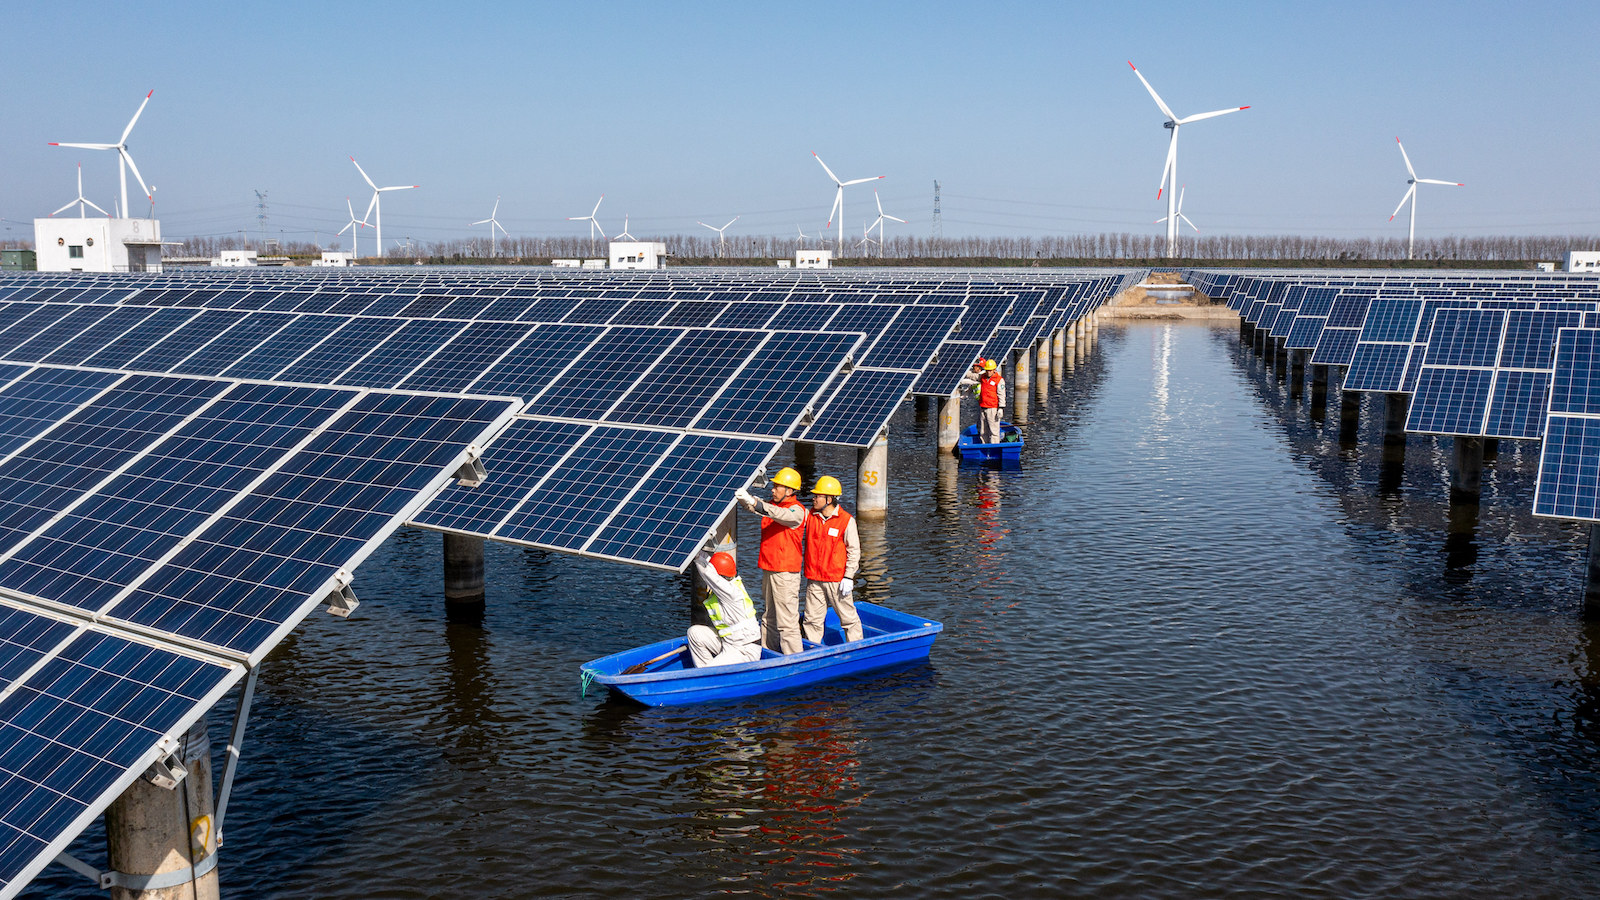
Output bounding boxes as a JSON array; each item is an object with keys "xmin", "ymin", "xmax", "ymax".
[{"xmin": 32, "ymin": 319, "xmax": 1600, "ymax": 897}]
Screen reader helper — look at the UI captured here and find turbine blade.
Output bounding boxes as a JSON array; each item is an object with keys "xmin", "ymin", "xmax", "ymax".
[
  {"xmin": 1418, "ymin": 178, "xmax": 1463, "ymax": 186},
  {"xmin": 699, "ymin": 221, "xmax": 716, "ymax": 231},
  {"xmin": 350, "ymin": 156, "xmax": 378, "ymax": 189},
  {"xmin": 1389, "ymin": 184, "xmax": 1416, "ymax": 221},
  {"xmin": 723, "ymin": 216, "xmax": 739, "ymax": 229},
  {"xmin": 591, "ymin": 195, "xmax": 604, "ymax": 216},
  {"xmin": 1178, "ymin": 106, "xmax": 1249, "ymax": 124},
  {"xmin": 50, "ymin": 142, "xmax": 116, "ymax": 150},
  {"xmin": 1158, "ymin": 134, "xmax": 1177, "ymax": 198},
  {"xmin": 82, "ymin": 198, "xmax": 108, "ymax": 216},
  {"xmin": 875, "ymin": 191, "xmax": 885, "ymax": 215},
  {"xmin": 1395, "ymin": 138, "xmax": 1416, "ymax": 179},
  {"xmin": 363, "ymin": 193, "xmax": 377, "ymax": 224},
  {"xmin": 843, "ymin": 175, "xmax": 885, "ymax": 186},
  {"xmin": 380, "ymin": 185, "xmax": 418, "ymax": 192},
  {"xmin": 1180, "ymin": 214, "xmax": 1199, "ymax": 234},
  {"xmin": 121, "ymin": 150, "xmax": 151, "ymax": 201},
  {"xmin": 347, "ymin": 197, "xmax": 356, "ymax": 219},
  {"xmin": 119, "ymin": 90, "xmax": 153, "ymax": 145},
  {"xmin": 1128, "ymin": 61, "xmax": 1178, "ymax": 121},
  {"xmin": 813, "ymin": 152, "xmax": 842, "ymax": 186},
  {"xmin": 886, "ymin": 215, "xmax": 907, "ymax": 224},
  {"xmin": 50, "ymin": 200, "xmax": 76, "ymax": 216},
  {"xmin": 828, "ymin": 189, "xmax": 842, "ymax": 227},
  {"xmin": 472, "ymin": 218, "xmax": 492, "ymax": 225}
]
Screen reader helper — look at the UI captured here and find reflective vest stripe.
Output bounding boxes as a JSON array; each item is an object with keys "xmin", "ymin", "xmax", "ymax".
[
  {"xmin": 703, "ymin": 575, "xmax": 757, "ymax": 639},
  {"xmin": 804, "ymin": 508, "xmax": 852, "ymax": 582},
  {"xmin": 758, "ymin": 498, "xmax": 804, "ymax": 572}
]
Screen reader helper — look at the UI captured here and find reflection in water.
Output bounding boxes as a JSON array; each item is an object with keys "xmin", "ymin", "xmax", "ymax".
[{"xmin": 972, "ymin": 468, "xmax": 1009, "ymax": 568}]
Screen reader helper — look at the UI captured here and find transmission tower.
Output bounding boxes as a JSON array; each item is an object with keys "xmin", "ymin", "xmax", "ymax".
[
  {"xmin": 254, "ymin": 190, "xmax": 269, "ymax": 249},
  {"xmin": 931, "ymin": 180, "xmax": 943, "ymax": 241}
]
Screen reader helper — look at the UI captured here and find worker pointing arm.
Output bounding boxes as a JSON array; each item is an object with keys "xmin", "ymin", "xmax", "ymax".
[{"xmin": 732, "ymin": 466, "xmax": 807, "ymax": 654}]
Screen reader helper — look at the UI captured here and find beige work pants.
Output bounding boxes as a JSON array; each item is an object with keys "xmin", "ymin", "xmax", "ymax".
[
  {"xmin": 761, "ymin": 569, "xmax": 803, "ymax": 654},
  {"xmin": 802, "ymin": 580, "xmax": 863, "ymax": 645}
]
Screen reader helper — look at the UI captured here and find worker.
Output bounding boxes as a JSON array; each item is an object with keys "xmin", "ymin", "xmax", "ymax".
[
  {"xmin": 734, "ymin": 467, "xmax": 807, "ymax": 654},
  {"xmin": 967, "ymin": 357, "xmax": 1005, "ymax": 444},
  {"xmin": 801, "ymin": 475, "xmax": 862, "ymax": 645},
  {"xmin": 687, "ymin": 549, "xmax": 762, "ymax": 668}
]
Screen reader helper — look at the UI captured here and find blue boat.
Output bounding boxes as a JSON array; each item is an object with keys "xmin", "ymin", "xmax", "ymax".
[
  {"xmin": 580, "ymin": 601, "xmax": 943, "ymax": 706},
  {"xmin": 957, "ymin": 421, "xmax": 1024, "ymax": 462}
]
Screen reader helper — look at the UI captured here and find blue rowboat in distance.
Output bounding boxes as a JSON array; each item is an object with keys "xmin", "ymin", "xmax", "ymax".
[
  {"xmin": 957, "ymin": 421, "xmax": 1024, "ymax": 462},
  {"xmin": 580, "ymin": 601, "xmax": 943, "ymax": 707}
]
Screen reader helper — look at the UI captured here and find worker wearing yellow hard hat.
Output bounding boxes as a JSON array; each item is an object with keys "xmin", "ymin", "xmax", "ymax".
[
  {"xmin": 734, "ymin": 465, "xmax": 807, "ymax": 653},
  {"xmin": 801, "ymin": 474, "xmax": 863, "ymax": 644}
]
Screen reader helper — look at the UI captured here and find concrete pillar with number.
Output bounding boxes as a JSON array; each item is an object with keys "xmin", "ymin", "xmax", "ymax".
[{"xmin": 857, "ymin": 434, "xmax": 888, "ymax": 518}]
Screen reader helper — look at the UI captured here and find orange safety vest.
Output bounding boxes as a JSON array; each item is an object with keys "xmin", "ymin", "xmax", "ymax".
[
  {"xmin": 978, "ymin": 373, "xmax": 1003, "ymax": 408},
  {"xmin": 804, "ymin": 507, "xmax": 853, "ymax": 583},
  {"xmin": 758, "ymin": 497, "xmax": 805, "ymax": 573}
]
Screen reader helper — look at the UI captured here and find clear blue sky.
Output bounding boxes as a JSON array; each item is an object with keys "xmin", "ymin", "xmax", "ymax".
[{"xmin": 3, "ymin": 0, "xmax": 1595, "ymax": 248}]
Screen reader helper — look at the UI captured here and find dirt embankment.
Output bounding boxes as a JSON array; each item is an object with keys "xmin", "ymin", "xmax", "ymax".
[{"xmin": 1104, "ymin": 273, "xmax": 1236, "ymax": 320}]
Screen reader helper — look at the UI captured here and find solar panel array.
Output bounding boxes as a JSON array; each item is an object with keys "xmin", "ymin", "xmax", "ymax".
[{"xmin": 1535, "ymin": 327, "xmax": 1600, "ymax": 521}]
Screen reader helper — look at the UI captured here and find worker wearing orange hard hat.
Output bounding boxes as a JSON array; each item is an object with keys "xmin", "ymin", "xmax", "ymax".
[
  {"xmin": 687, "ymin": 548, "xmax": 762, "ymax": 668},
  {"xmin": 801, "ymin": 474, "xmax": 863, "ymax": 645},
  {"xmin": 734, "ymin": 466, "xmax": 807, "ymax": 653},
  {"xmin": 960, "ymin": 357, "xmax": 1006, "ymax": 444}
]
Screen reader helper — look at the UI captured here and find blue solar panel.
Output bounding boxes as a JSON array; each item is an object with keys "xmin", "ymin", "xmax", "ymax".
[
  {"xmin": 563, "ymin": 297, "xmax": 628, "ymax": 325},
  {"xmin": 0, "ymin": 305, "xmax": 80, "ymax": 358},
  {"xmin": 526, "ymin": 327, "xmax": 679, "ymax": 420},
  {"xmin": 913, "ymin": 340, "xmax": 985, "ymax": 396},
  {"xmin": 586, "ymin": 434, "xmax": 777, "ymax": 569},
  {"xmin": 1342, "ymin": 343, "xmax": 1411, "ymax": 392},
  {"xmin": 610, "ymin": 299, "xmax": 676, "ymax": 326},
  {"xmin": 124, "ymin": 310, "xmax": 250, "ymax": 373},
  {"xmin": 1422, "ymin": 308, "xmax": 1503, "ymax": 368},
  {"xmin": 219, "ymin": 315, "xmax": 348, "ymax": 381},
  {"xmin": 1361, "ymin": 298, "xmax": 1423, "ymax": 342},
  {"xmin": 1536, "ymin": 413, "xmax": 1600, "ymax": 519},
  {"xmin": 274, "ymin": 318, "xmax": 404, "ymax": 385},
  {"xmin": 1311, "ymin": 328, "xmax": 1361, "ymax": 367},
  {"xmin": 334, "ymin": 319, "xmax": 466, "ymax": 388},
  {"xmin": 0, "ymin": 384, "xmax": 355, "ymax": 613},
  {"xmin": 859, "ymin": 305, "xmax": 962, "ymax": 370},
  {"xmin": 1406, "ymin": 367, "xmax": 1493, "ymax": 435},
  {"xmin": 0, "ymin": 368, "xmax": 123, "ymax": 459},
  {"xmin": 657, "ymin": 301, "xmax": 728, "ymax": 328},
  {"xmin": 170, "ymin": 313, "xmax": 295, "ymax": 376},
  {"xmin": 414, "ymin": 418, "xmax": 592, "ymax": 535},
  {"xmin": 1485, "ymin": 370, "xmax": 1553, "ymax": 439},
  {"xmin": 798, "ymin": 369, "xmax": 917, "ymax": 446},
  {"xmin": 691, "ymin": 332, "xmax": 860, "ymax": 436},
  {"xmin": 709, "ymin": 302, "xmax": 781, "ymax": 329},
  {"xmin": 109, "ymin": 392, "xmax": 518, "ymax": 654},
  {"xmin": 396, "ymin": 321, "xmax": 534, "ymax": 393},
  {"xmin": 464, "ymin": 324, "xmax": 605, "ymax": 402},
  {"xmin": 35, "ymin": 306, "xmax": 159, "ymax": 367},
  {"xmin": 767, "ymin": 303, "xmax": 837, "ymax": 331},
  {"xmin": 495, "ymin": 426, "xmax": 679, "ymax": 552},
  {"xmin": 1500, "ymin": 310, "xmax": 1584, "ymax": 370},
  {"xmin": 605, "ymin": 329, "xmax": 764, "ymax": 429}
]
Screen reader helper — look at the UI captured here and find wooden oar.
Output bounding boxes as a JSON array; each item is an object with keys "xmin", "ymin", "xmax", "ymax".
[{"xmin": 622, "ymin": 646, "xmax": 683, "ymax": 675}]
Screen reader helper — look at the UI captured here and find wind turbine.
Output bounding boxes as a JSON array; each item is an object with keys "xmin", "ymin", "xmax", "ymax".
[
  {"xmin": 1389, "ymin": 137, "xmax": 1463, "ymax": 261},
  {"xmin": 1153, "ymin": 184, "xmax": 1199, "ymax": 247},
  {"xmin": 867, "ymin": 190, "xmax": 907, "ymax": 258},
  {"xmin": 813, "ymin": 152, "xmax": 884, "ymax": 256},
  {"xmin": 567, "ymin": 195, "xmax": 606, "ymax": 255},
  {"xmin": 698, "ymin": 216, "xmax": 739, "ymax": 258},
  {"xmin": 50, "ymin": 164, "xmax": 109, "ymax": 218},
  {"xmin": 1128, "ymin": 61, "xmax": 1248, "ymax": 258},
  {"xmin": 616, "ymin": 214, "xmax": 636, "ymax": 241},
  {"xmin": 335, "ymin": 197, "xmax": 370, "ymax": 258},
  {"xmin": 49, "ymin": 90, "xmax": 155, "ymax": 221},
  {"xmin": 796, "ymin": 225, "xmax": 812, "ymax": 249},
  {"xmin": 349, "ymin": 156, "xmax": 417, "ymax": 260},
  {"xmin": 471, "ymin": 196, "xmax": 510, "ymax": 257}
]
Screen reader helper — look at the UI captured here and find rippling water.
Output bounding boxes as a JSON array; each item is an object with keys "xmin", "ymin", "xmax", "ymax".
[{"xmin": 32, "ymin": 320, "xmax": 1600, "ymax": 898}]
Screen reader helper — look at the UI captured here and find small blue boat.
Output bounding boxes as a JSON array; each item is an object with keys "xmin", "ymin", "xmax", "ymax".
[
  {"xmin": 957, "ymin": 421, "xmax": 1024, "ymax": 462},
  {"xmin": 580, "ymin": 601, "xmax": 943, "ymax": 706}
]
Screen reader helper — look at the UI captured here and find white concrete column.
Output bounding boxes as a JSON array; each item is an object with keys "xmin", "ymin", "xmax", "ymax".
[
  {"xmin": 106, "ymin": 719, "xmax": 219, "ymax": 900},
  {"xmin": 1012, "ymin": 348, "xmax": 1031, "ymax": 425},
  {"xmin": 856, "ymin": 435, "xmax": 888, "ymax": 518},
  {"xmin": 937, "ymin": 394, "xmax": 961, "ymax": 453}
]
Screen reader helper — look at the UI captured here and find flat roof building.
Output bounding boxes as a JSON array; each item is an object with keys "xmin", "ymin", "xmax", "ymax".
[{"xmin": 33, "ymin": 217, "xmax": 163, "ymax": 272}]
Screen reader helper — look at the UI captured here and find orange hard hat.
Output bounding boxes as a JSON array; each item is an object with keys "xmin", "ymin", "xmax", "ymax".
[{"xmin": 710, "ymin": 551, "xmax": 737, "ymax": 578}]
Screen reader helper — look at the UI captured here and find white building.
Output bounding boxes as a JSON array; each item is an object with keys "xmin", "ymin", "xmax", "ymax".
[
  {"xmin": 312, "ymin": 251, "xmax": 354, "ymax": 267},
  {"xmin": 213, "ymin": 250, "xmax": 258, "ymax": 267},
  {"xmin": 1567, "ymin": 251, "xmax": 1600, "ymax": 273},
  {"xmin": 33, "ymin": 217, "xmax": 163, "ymax": 272},
  {"xmin": 608, "ymin": 240, "xmax": 667, "ymax": 270},
  {"xmin": 796, "ymin": 249, "xmax": 833, "ymax": 269},
  {"xmin": 551, "ymin": 258, "xmax": 581, "ymax": 268},
  {"xmin": 581, "ymin": 258, "xmax": 606, "ymax": 270}
]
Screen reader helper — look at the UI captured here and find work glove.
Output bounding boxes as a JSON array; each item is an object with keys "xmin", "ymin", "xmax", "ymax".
[
  {"xmin": 734, "ymin": 488, "xmax": 755, "ymax": 505},
  {"xmin": 840, "ymin": 577, "xmax": 854, "ymax": 596}
]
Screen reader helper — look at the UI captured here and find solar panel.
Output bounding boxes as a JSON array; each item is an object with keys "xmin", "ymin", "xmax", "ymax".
[
  {"xmin": 34, "ymin": 307, "xmax": 159, "ymax": 367},
  {"xmin": 333, "ymin": 319, "xmax": 466, "ymax": 388},
  {"xmin": 218, "ymin": 315, "xmax": 348, "ymax": 381},
  {"xmin": 797, "ymin": 369, "xmax": 917, "ymax": 446},
  {"xmin": 494, "ymin": 426, "xmax": 680, "ymax": 552},
  {"xmin": 913, "ymin": 341, "xmax": 986, "ymax": 397},
  {"xmin": 690, "ymin": 332, "xmax": 862, "ymax": 437},
  {"xmin": 525, "ymin": 327, "xmax": 680, "ymax": 420},
  {"xmin": 603, "ymin": 329, "xmax": 765, "ymax": 429},
  {"xmin": 1535, "ymin": 328, "xmax": 1600, "ymax": 520},
  {"xmin": 395, "ymin": 321, "xmax": 534, "ymax": 393},
  {"xmin": 414, "ymin": 418, "xmax": 593, "ymax": 535},
  {"xmin": 275, "ymin": 318, "xmax": 406, "ymax": 385},
  {"xmin": 859, "ymin": 305, "xmax": 963, "ymax": 370}
]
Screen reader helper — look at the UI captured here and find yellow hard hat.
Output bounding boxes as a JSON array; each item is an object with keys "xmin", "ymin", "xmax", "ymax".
[
  {"xmin": 771, "ymin": 467, "xmax": 802, "ymax": 491},
  {"xmin": 813, "ymin": 475, "xmax": 842, "ymax": 497},
  {"xmin": 983, "ymin": 359, "xmax": 998, "ymax": 370}
]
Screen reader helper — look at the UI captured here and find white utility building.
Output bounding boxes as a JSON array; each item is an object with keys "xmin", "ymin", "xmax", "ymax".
[
  {"xmin": 313, "ymin": 251, "xmax": 354, "ymax": 267},
  {"xmin": 33, "ymin": 217, "xmax": 163, "ymax": 272},
  {"xmin": 1567, "ymin": 251, "xmax": 1600, "ymax": 273},
  {"xmin": 608, "ymin": 241, "xmax": 666, "ymax": 270},
  {"xmin": 213, "ymin": 250, "xmax": 258, "ymax": 267},
  {"xmin": 796, "ymin": 249, "xmax": 833, "ymax": 269}
]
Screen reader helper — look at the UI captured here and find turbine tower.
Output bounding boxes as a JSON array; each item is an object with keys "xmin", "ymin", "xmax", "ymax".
[
  {"xmin": 49, "ymin": 90, "xmax": 155, "ymax": 220},
  {"xmin": 567, "ymin": 195, "xmax": 606, "ymax": 255},
  {"xmin": 349, "ymin": 156, "xmax": 417, "ymax": 260},
  {"xmin": 1128, "ymin": 61, "xmax": 1248, "ymax": 258},
  {"xmin": 867, "ymin": 190, "xmax": 907, "ymax": 258},
  {"xmin": 336, "ymin": 197, "xmax": 369, "ymax": 258},
  {"xmin": 698, "ymin": 216, "xmax": 740, "ymax": 258},
  {"xmin": 1389, "ymin": 137, "xmax": 1463, "ymax": 261},
  {"xmin": 471, "ymin": 196, "xmax": 510, "ymax": 257},
  {"xmin": 49, "ymin": 164, "xmax": 109, "ymax": 218},
  {"xmin": 813, "ymin": 152, "xmax": 884, "ymax": 257}
]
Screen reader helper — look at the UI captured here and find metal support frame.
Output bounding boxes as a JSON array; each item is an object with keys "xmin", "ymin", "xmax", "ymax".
[
  {"xmin": 453, "ymin": 445, "xmax": 488, "ymax": 487},
  {"xmin": 325, "ymin": 569, "xmax": 360, "ymax": 617}
]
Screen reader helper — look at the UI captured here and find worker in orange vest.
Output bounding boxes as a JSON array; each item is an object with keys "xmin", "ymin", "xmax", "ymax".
[
  {"xmin": 967, "ymin": 357, "xmax": 1006, "ymax": 443},
  {"xmin": 734, "ymin": 466, "xmax": 807, "ymax": 654},
  {"xmin": 801, "ymin": 475, "xmax": 862, "ymax": 644}
]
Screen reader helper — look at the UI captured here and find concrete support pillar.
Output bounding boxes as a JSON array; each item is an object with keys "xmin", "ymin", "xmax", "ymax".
[
  {"xmin": 1012, "ymin": 348, "xmax": 1031, "ymax": 425},
  {"xmin": 1272, "ymin": 339, "xmax": 1288, "ymax": 380},
  {"xmin": 856, "ymin": 435, "xmax": 888, "ymax": 519},
  {"xmin": 443, "ymin": 532, "xmax": 485, "ymax": 622},
  {"xmin": 1051, "ymin": 327, "xmax": 1066, "ymax": 383},
  {"xmin": 1035, "ymin": 335, "xmax": 1050, "ymax": 378},
  {"xmin": 1339, "ymin": 389, "xmax": 1361, "ymax": 443},
  {"xmin": 1382, "ymin": 392, "xmax": 1409, "ymax": 487},
  {"xmin": 105, "ymin": 719, "xmax": 219, "ymax": 900},
  {"xmin": 1074, "ymin": 320, "xmax": 1087, "ymax": 357},
  {"xmin": 1451, "ymin": 436, "xmax": 1484, "ymax": 502},
  {"xmin": 1483, "ymin": 437, "xmax": 1499, "ymax": 462},
  {"xmin": 1309, "ymin": 363, "xmax": 1329, "ymax": 423},
  {"xmin": 936, "ymin": 394, "xmax": 961, "ymax": 453},
  {"xmin": 792, "ymin": 440, "xmax": 815, "ymax": 479}
]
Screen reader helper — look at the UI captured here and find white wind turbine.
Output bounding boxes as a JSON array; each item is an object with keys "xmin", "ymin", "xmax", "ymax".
[
  {"xmin": 616, "ymin": 214, "xmax": 636, "ymax": 241},
  {"xmin": 796, "ymin": 225, "xmax": 812, "ymax": 249},
  {"xmin": 867, "ymin": 190, "xmax": 907, "ymax": 258},
  {"xmin": 49, "ymin": 90, "xmax": 155, "ymax": 221},
  {"xmin": 471, "ymin": 196, "xmax": 510, "ymax": 257},
  {"xmin": 567, "ymin": 195, "xmax": 606, "ymax": 255},
  {"xmin": 698, "ymin": 216, "xmax": 740, "ymax": 258},
  {"xmin": 1389, "ymin": 137, "xmax": 1463, "ymax": 261},
  {"xmin": 1153, "ymin": 184, "xmax": 1199, "ymax": 246},
  {"xmin": 349, "ymin": 156, "xmax": 417, "ymax": 260},
  {"xmin": 1128, "ymin": 61, "xmax": 1249, "ymax": 258},
  {"xmin": 50, "ymin": 164, "xmax": 110, "ymax": 218},
  {"xmin": 336, "ymin": 197, "xmax": 370, "ymax": 257},
  {"xmin": 813, "ymin": 152, "xmax": 884, "ymax": 256}
]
